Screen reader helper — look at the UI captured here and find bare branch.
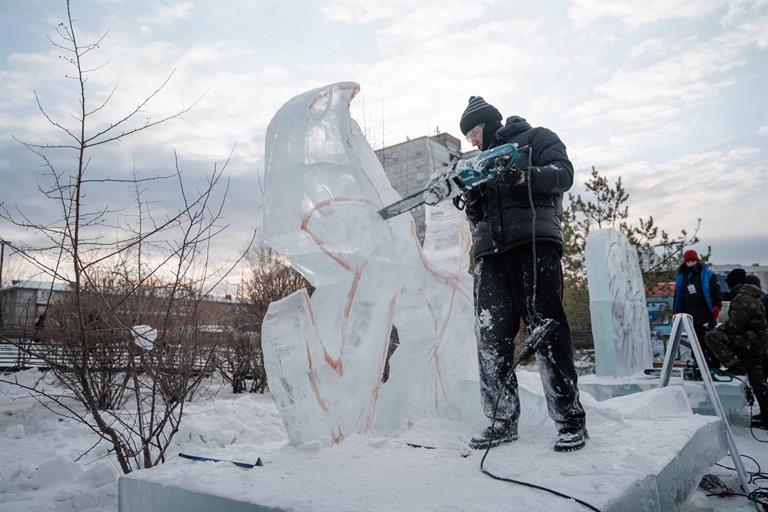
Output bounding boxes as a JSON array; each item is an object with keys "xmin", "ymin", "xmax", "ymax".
[{"xmin": 85, "ymin": 84, "xmax": 118, "ymax": 117}]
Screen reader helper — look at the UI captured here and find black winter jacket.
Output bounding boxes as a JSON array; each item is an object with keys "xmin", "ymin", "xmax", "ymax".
[{"xmin": 465, "ymin": 116, "xmax": 574, "ymax": 260}]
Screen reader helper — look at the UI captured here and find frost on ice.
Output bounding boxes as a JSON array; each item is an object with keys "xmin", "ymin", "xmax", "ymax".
[
  {"xmin": 585, "ymin": 228, "xmax": 652, "ymax": 376},
  {"xmin": 261, "ymin": 82, "xmax": 479, "ymax": 446}
]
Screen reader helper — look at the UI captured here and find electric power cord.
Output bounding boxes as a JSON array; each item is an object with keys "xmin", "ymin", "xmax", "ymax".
[
  {"xmin": 705, "ymin": 369, "xmax": 768, "ymax": 511},
  {"xmin": 711, "ymin": 453, "xmax": 768, "ymax": 511},
  {"xmin": 711, "ymin": 369, "xmax": 768, "ymax": 444}
]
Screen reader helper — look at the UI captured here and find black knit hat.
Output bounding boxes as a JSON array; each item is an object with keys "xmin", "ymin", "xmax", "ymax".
[
  {"xmin": 460, "ymin": 96, "xmax": 502, "ymax": 135},
  {"xmin": 726, "ymin": 268, "xmax": 747, "ymax": 288},
  {"xmin": 745, "ymin": 274, "xmax": 762, "ymax": 288}
]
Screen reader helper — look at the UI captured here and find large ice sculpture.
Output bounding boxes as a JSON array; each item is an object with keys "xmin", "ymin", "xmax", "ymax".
[
  {"xmin": 585, "ymin": 228, "xmax": 653, "ymax": 376},
  {"xmin": 261, "ymin": 82, "xmax": 478, "ymax": 446}
]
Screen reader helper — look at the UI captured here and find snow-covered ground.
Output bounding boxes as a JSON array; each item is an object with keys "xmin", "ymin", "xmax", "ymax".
[{"xmin": 1, "ymin": 369, "xmax": 765, "ymax": 512}]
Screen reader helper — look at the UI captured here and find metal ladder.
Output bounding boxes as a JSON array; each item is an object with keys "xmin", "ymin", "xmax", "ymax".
[{"xmin": 658, "ymin": 313, "xmax": 752, "ymax": 493}]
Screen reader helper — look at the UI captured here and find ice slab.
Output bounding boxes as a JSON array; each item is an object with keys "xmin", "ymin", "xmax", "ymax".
[
  {"xmin": 260, "ymin": 82, "xmax": 478, "ymax": 446},
  {"xmin": 579, "ymin": 373, "xmax": 748, "ymax": 422},
  {"xmin": 586, "ymin": 228, "xmax": 653, "ymax": 376},
  {"xmin": 119, "ymin": 384, "xmax": 726, "ymax": 512}
]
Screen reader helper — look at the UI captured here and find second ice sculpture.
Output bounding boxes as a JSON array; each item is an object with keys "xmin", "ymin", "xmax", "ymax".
[
  {"xmin": 586, "ymin": 228, "xmax": 653, "ymax": 376},
  {"xmin": 261, "ymin": 82, "xmax": 479, "ymax": 445}
]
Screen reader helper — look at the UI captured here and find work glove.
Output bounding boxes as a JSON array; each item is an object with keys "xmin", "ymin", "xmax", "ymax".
[
  {"xmin": 498, "ymin": 149, "xmax": 529, "ymax": 186},
  {"xmin": 462, "ymin": 188, "xmax": 484, "ymax": 223},
  {"xmin": 422, "ymin": 175, "xmax": 453, "ymax": 205},
  {"xmin": 500, "ymin": 167, "xmax": 526, "ymax": 187}
]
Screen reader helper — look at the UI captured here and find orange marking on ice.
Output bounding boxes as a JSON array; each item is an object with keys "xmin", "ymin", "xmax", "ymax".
[
  {"xmin": 332, "ymin": 427, "xmax": 346, "ymax": 444},
  {"xmin": 340, "ymin": 263, "xmax": 366, "ymax": 356},
  {"xmin": 305, "ymin": 341, "xmax": 329, "ymax": 412},
  {"xmin": 363, "ymin": 295, "xmax": 398, "ymax": 433},
  {"xmin": 324, "ymin": 351, "xmax": 343, "ymax": 376}
]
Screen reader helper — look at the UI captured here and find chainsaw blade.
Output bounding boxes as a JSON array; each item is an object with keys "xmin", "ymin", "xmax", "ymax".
[{"xmin": 377, "ymin": 190, "xmax": 426, "ymax": 220}]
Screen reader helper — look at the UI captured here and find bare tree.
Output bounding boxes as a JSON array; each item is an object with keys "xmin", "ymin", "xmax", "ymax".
[
  {"xmin": 215, "ymin": 242, "xmax": 309, "ymax": 394},
  {"xmin": 0, "ymin": 1, "xmax": 249, "ymax": 473}
]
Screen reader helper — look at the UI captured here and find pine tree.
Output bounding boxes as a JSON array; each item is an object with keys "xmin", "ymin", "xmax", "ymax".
[{"xmin": 563, "ymin": 167, "xmax": 705, "ymax": 290}]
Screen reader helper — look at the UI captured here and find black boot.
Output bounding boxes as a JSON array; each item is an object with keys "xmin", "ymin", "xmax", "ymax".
[
  {"xmin": 554, "ymin": 425, "xmax": 588, "ymax": 452},
  {"xmin": 469, "ymin": 420, "xmax": 518, "ymax": 449}
]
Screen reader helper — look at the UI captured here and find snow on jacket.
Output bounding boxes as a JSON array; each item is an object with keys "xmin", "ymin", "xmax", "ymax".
[
  {"xmin": 724, "ymin": 283, "xmax": 768, "ymax": 335},
  {"xmin": 465, "ymin": 116, "xmax": 574, "ymax": 259},
  {"xmin": 673, "ymin": 262, "xmax": 721, "ymax": 324}
]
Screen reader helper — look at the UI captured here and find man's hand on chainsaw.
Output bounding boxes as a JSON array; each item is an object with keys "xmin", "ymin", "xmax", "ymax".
[
  {"xmin": 499, "ymin": 148, "xmax": 529, "ymax": 186},
  {"xmin": 498, "ymin": 166, "xmax": 525, "ymax": 186},
  {"xmin": 423, "ymin": 165, "xmax": 457, "ymax": 206},
  {"xmin": 423, "ymin": 176, "xmax": 452, "ymax": 205}
]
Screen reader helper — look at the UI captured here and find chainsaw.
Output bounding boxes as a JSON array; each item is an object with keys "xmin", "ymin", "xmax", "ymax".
[{"xmin": 377, "ymin": 143, "xmax": 523, "ymax": 220}]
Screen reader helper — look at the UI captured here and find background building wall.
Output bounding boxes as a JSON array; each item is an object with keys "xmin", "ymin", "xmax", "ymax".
[{"xmin": 375, "ymin": 133, "xmax": 464, "ymax": 244}]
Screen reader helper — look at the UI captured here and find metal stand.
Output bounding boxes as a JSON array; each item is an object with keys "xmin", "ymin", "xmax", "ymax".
[{"xmin": 659, "ymin": 313, "xmax": 752, "ymax": 493}]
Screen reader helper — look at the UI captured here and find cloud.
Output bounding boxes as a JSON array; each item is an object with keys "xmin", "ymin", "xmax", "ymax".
[
  {"xmin": 261, "ymin": 65, "xmax": 289, "ymax": 80},
  {"xmin": 595, "ymin": 39, "xmax": 743, "ymax": 107},
  {"xmin": 319, "ymin": 2, "xmax": 412, "ymax": 23},
  {"xmin": 318, "ymin": 4, "xmax": 542, "ymax": 150},
  {"xmin": 139, "ymin": 3, "xmax": 196, "ymax": 34},
  {"xmin": 568, "ymin": 0, "xmax": 723, "ymax": 29},
  {"xmin": 374, "ymin": 4, "xmax": 488, "ymax": 50},
  {"xmin": 626, "ymin": 35, "xmax": 699, "ymax": 63},
  {"xmin": 565, "ymin": 9, "xmax": 765, "ymax": 159},
  {"xmin": 722, "ymin": 0, "xmax": 768, "ymax": 33},
  {"xmin": 595, "ymin": 146, "xmax": 767, "ymax": 240}
]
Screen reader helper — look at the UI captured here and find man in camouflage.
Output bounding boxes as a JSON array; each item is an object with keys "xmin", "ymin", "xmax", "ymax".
[{"xmin": 705, "ymin": 268, "xmax": 768, "ymax": 428}]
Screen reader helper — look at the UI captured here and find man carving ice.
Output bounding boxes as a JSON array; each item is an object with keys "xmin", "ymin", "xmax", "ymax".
[{"xmin": 457, "ymin": 96, "xmax": 587, "ymax": 452}]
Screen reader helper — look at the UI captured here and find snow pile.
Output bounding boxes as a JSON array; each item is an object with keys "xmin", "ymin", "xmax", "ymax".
[
  {"xmin": 0, "ymin": 371, "xmax": 286, "ymax": 512},
  {"xmin": 0, "ymin": 373, "xmax": 119, "ymax": 512}
]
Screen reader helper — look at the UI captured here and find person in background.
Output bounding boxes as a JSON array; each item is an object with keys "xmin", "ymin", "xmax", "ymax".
[
  {"xmin": 673, "ymin": 249, "xmax": 722, "ymax": 367},
  {"xmin": 745, "ymin": 274, "xmax": 768, "ymax": 383},
  {"xmin": 705, "ymin": 268, "xmax": 768, "ymax": 429},
  {"xmin": 745, "ymin": 275, "xmax": 768, "ymax": 324}
]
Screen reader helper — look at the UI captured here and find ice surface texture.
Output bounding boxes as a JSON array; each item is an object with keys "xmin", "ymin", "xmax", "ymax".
[
  {"xmin": 261, "ymin": 82, "xmax": 479, "ymax": 445},
  {"xmin": 586, "ymin": 228, "xmax": 653, "ymax": 376}
]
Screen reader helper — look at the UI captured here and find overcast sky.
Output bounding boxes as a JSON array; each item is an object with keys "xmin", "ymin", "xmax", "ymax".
[{"xmin": 1, "ymin": 0, "xmax": 766, "ymax": 284}]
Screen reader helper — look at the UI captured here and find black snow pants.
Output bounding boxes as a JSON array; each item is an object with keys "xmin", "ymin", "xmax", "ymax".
[{"xmin": 473, "ymin": 242, "xmax": 586, "ymax": 429}]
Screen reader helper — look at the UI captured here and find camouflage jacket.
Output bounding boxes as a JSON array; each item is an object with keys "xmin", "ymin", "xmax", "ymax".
[{"xmin": 724, "ymin": 283, "xmax": 768, "ymax": 334}]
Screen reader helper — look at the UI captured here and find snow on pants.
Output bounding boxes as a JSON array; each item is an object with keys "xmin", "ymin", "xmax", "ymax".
[
  {"xmin": 473, "ymin": 242, "xmax": 586, "ymax": 429},
  {"xmin": 705, "ymin": 328, "xmax": 768, "ymax": 414}
]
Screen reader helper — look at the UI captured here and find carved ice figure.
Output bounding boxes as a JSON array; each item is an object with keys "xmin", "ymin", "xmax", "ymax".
[
  {"xmin": 261, "ymin": 82, "xmax": 478, "ymax": 446},
  {"xmin": 585, "ymin": 228, "xmax": 653, "ymax": 376}
]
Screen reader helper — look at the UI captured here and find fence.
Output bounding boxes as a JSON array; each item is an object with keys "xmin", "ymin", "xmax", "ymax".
[{"xmin": 0, "ymin": 329, "xmax": 226, "ymax": 375}]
